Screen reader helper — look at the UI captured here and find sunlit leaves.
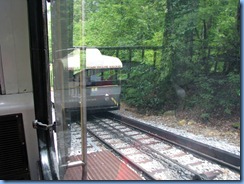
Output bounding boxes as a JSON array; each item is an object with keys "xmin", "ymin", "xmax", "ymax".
[{"xmin": 84, "ymin": 0, "xmax": 166, "ymax": 46}]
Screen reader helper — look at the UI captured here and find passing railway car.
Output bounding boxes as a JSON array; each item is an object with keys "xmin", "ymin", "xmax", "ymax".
[
  {"xmin": 58, "ymin": 47, "xmax": 123, "ymax": 118},
  {"xmin": 85, "ymin": 48, "xmax": 123, "ymax": 112},
  {"xmin": 75, "ymin": 48, "xmax": 123, "ymax": 113}
]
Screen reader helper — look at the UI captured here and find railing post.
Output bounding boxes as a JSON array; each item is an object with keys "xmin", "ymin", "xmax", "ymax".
[
  {"xmin": 129, "ymin": 49, "xmax": 132, "ymax": 63},
  {"xmin": 153, "ymin": 49, "xmax": 157, "ymax": 67},
  {"xmin": 128, "ymin": 49, "xmax": 132, "ymax": 79},
  {"xmin": 142, "ymin": 49, "xmax": 145, "ymax": 63}
]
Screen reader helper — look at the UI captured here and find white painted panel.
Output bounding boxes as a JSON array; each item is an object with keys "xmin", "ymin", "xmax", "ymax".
[
  {"xmin": 0, "ymin": 0, "xmax": 32, "ymax": 94},
  {"xmin": 0, "ymin": 0, "xmax": 38, "ymax": 179},
  {"xmin": 11, "ymin": 0, "xmax": 33, "ymax": 93},
  {"xmin": 0, "ymin": 0, "xmax": 18, "ymax": 94},
  {"xmin": 0, "ymin": 93, "xmax": 39, "ymax": 180}
]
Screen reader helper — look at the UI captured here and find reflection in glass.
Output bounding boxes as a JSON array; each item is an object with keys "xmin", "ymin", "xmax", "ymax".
[{"xmin": 51, "ymin": 0, "xmax": 87, "ymax": 180}]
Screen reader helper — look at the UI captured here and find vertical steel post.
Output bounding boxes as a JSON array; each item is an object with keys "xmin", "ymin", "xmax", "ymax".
[{"xmin": 81, "ymin": 0, "xmax": 87, "ymax": 179}]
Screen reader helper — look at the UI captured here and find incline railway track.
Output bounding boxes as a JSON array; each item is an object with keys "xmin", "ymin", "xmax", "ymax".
[
  {"xmin": 107, "ymin": 112, "xmax": 240, "ymax": 170},
  {"xmin": 86, "ymin": 112, "xmax": 240, "ymax": 180}
]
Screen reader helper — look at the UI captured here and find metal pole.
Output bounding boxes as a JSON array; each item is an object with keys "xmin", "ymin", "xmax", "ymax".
[
  {"xmin": 80, "ymin": 51, "xmax": 87, "ymax": 180},
  {"xmin": 81, "ymin": 0, "xmax": 87, "ymax": 179}
]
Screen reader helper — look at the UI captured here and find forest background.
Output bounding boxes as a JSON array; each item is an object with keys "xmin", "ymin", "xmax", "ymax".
[{"xmin": 50, "ymin": 0, "xmax": 241, "ymax": 126}]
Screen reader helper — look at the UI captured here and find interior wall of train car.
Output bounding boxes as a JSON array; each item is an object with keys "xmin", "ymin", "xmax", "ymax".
[{"xmin": 0, "ymin": 0, "xmax": 39, "ymax": 180}]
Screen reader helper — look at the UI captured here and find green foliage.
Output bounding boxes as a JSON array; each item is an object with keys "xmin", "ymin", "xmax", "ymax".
[
  {"xmin": 68, "ymin": 0, "xmax": 240, "ymax": 118},
  {"xmin": 160, "ymin": 0, "xmax": 240, "ymax": 118},
  {"xmin": 73, "ymin": 0, "xmax": 82, "ymax": 46},
  {"xmin": 232, "ymin": 122, "xmax": 240, "ymax": 129},
  {"xmin": 200, "ymin": 113, "xmax": 210, "ymax": 122},
  {"xmin": 189, "ymin": 72, "xmax": 240, "ymax": 117},
  {"xmin": 122, "ymin": 64, "xmax": 177, "ymax": 113},
  {"xmin": 84, "ymin": 0, "xmax": 165, "ymax": 46}
]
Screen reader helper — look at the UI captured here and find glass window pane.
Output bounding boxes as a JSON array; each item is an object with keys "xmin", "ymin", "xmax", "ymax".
[{"xmin": 50, "ymin": 0, "xmax": 86, "ymax": 180}]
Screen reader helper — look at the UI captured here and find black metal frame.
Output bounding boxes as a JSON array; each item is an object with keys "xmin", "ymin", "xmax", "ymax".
[{"xmin": 27, "ymin": 0, "xmax": 57, "ymax": 180}]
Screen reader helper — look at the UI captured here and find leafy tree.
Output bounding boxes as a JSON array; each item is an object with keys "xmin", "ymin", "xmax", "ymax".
[
  {"xmin": 84, "ymin": 0, "xmax": 165, "ymax": 46},
  {"xmin": 68, "ymin": 0, "xmax": 240, "ymax": 117},
  {"xmin": 123, "ymin": 64, "xmax": 177, "ymax": 113}
]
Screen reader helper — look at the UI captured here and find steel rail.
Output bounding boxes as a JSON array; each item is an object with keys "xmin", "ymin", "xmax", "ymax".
[
  {"xmin": 86, "ymin": 119, "xmax": 156, "ymax": 180},
  {"xmin": 106, "ymin": 112, "xmax": 240, "ymax": 173},
  {"xmin": 87, "ymin": 115, "xmax": 204, "ymax": 180}
]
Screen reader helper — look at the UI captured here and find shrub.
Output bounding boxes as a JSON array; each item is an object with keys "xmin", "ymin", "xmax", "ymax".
[
  {"xmin": 122, "ymin": 64, "xmax": 177, "ymax": 113},
  {"xmin": 189, "ymin": 72, "xmax": 240, "ymax": 117}
]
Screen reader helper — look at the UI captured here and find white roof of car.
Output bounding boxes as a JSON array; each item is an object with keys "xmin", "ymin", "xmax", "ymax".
[{"xmin": 86, "ymin": 48, "xmax": 123, "ymax": 69}]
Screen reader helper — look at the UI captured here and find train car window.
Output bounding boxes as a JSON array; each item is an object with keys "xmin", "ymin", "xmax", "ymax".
[
  {"xmin": 89, "ymin": 70, "xmax": 102, "ymax": 82},
  {"xmin": 0, "ymin": 0, "xmax": 239, "ymax": 181},
  {"xmin": 48, "ymin": 0, "xmax": 240, "ymax": 181},
  {"xmin": 86, "ymin": 68, "xmax": 119, "ymax": 86},
  {"xmin": 103, "ymin": 69, "xmax": 115, "ymax": 80}
]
